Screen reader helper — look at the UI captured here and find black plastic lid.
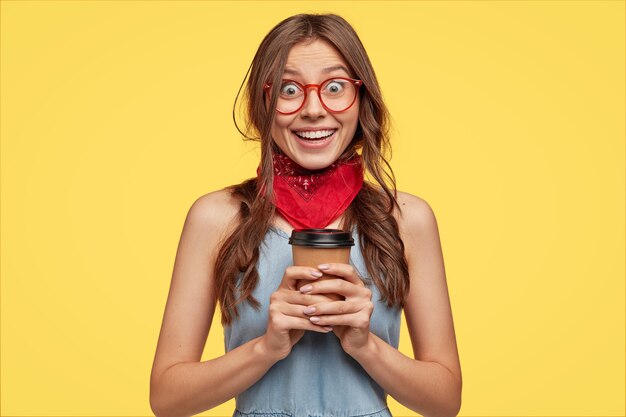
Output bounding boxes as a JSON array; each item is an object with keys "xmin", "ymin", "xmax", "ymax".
[{"xmin": 288, "ymin": 228, "xmax": 355, "ymax": 247}]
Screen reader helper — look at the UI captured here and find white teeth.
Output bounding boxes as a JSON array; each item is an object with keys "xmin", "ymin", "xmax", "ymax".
[{"xmin": 294, "ymin": 129, "xmax": 336, "ymax": 139}]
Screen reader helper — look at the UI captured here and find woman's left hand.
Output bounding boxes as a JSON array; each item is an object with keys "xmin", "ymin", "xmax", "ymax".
[{"xmin": 299, "ymin": 263, "xmax": 374, "ymax": 354}]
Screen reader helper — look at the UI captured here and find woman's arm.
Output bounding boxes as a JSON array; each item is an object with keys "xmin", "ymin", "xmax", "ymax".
[
  {"xmin": 149, "ymin": 190, "xmax": 282, "ymax": 417},
  {"xmin": 151, "ymin": 336, "xmax": 281, "ymax": 417},
  {"xmin": 346, "ymin": 192, "xmax": 462, "ymax": 417}
]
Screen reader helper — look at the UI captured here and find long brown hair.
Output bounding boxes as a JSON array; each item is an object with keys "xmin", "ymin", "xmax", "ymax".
[{"xmin": 215, "ymin": 13, "xmax": 410, "ymax": 326}]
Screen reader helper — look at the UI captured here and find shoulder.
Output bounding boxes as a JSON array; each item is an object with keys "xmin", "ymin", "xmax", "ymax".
[
  {"xmin": 185, "ymin": 187, "xmax": 242, "ymax": 241},
  {"xmin": 361, "ymin": 184, "xmax": 439, "ymax": 241},
  {"xmin": 393, "ymin": 191, "xmax": 441, "ymax": 259},
  {"xmin": 394, "ymin": 190, "xmax": 438, "ymax": 232},
  {"xmin": 191, "ymin": 187, "xmax": 241, "ymax": 218}
]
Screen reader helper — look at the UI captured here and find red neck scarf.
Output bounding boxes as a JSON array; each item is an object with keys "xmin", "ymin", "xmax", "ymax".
[{"xmin": 260, "ymin": 151, "xmax": 364, "ymax": 229}]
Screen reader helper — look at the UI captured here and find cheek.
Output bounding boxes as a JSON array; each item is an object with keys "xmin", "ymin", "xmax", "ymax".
[
  {"xmin": 270, "ymin": 117, "xmax": 293, "ymax": 143},
  {"xmin": 274, "ymin": 113, "xmax": 298, "ymax": 130},
  {"xmin": 275, "ymin": 119, "xmax": 290, "ymax": 130},
  {"xmin": 339, "ymin": 110, "xmax": 360, "ymax": 131}
]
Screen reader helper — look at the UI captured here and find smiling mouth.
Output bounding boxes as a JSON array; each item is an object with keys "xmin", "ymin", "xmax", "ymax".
[{"xmin": 292, "ymin": 129, "xmax": 337, "ymax": 140}]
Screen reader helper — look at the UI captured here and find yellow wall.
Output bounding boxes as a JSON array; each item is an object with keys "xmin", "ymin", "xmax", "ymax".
[{"xmin": 2, "ymin": 1, "xmax": 624, "ymax": 416}]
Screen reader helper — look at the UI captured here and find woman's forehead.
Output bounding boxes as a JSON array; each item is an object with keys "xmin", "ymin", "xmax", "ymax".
[{"xmin": 283, "ymin": 39, "xmax": 351, "ymax": 77}]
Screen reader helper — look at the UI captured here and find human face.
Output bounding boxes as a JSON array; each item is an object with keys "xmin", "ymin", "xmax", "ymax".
[{"xmin": 269, "ymin": 39, "xmax": 360, "ymax": 171}]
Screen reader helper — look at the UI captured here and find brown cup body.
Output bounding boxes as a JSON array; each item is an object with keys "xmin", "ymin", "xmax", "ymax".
[
  {"xmin": 292, "ymin": 246, "xmax": 350, "ymax": 267},
  {"xmin": 292, "ymin": 246, "xmax": 350, "ymax": 301}
]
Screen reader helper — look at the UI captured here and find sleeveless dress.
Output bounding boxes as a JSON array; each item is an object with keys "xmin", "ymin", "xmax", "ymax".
[{"xmin": 224, "ymin": 226, "xmax": 401, "ymax": 417}]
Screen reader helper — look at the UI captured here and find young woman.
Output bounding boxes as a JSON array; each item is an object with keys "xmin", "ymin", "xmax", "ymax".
[{"xmin": 150, "ymin": 13, "xmax": 462, "ymax": 417}]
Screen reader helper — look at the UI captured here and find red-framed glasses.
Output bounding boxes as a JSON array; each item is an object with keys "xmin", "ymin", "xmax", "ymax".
[{"xmin": 263, "ymin": 77, "xmax": 363, "ymax": 115}]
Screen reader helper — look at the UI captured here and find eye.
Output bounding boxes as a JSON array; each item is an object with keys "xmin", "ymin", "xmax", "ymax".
[
  {"xmin": 280, "ymin": 81, "xmax": 303, "ymax": 97},
  {"xmin": 323, "ymin": 80, "xmax": 346, "ymax": 95}
]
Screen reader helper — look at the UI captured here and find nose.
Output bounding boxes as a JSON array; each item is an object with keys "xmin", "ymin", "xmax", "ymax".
[{"xmin": 299, "ymin": 87, "xmax": 327, "ymax": 119}]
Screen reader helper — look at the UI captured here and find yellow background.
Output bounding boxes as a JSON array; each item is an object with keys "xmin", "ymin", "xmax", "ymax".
[{"xmin": 1, "ymin": 1, "xmax": 624, "ymax": 416}]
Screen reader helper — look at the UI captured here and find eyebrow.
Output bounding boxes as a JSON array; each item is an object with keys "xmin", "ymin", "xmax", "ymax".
[{"xmin": 283, "ymin": 64, "xmax": 351, "ymax": 76}]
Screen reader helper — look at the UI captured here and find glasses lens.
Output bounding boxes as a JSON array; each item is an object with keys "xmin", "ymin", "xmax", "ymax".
[
  {"xmin": 276, "ymin": 80, "xmax": 305, "ymax": 113},
  {"xmin": 320, "ymin": 78, "xmax": 357, "ymax": 112},
  {"xmin": 275, "ymin": 79, "xmax": 358, "ymax": 113}
]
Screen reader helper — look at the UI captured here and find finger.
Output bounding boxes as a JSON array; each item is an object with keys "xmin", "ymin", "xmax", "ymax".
[
  {"xmin": 280, "ymin": 266, "xmax": 324, "ymax": 290},
  {"xmin": 276, "ymin": 301, "xmax": 328, "ymax": 320},
  {"xmin": 300, "ymin": 278, "xmax": 368, "ymax": 299},
  {"xmin": 302, "ymin": 300, "xmax": 364, "ymax": 316},
  {"xmin": 317, "ymin": 263, "xmax": 365, "ymax": 286},
  {"xmin": 281, "ymin": 290, "xmax": 340, "ymax": 306},
  {"xmin": 307, "ymin": 311, "xmax": 370, "ymax": 328},
  {"xmin": 282, "ymin": 315, "xmax": 334, "ymax": 333}
]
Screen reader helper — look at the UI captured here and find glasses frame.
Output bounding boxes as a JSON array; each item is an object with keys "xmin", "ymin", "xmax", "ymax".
[{"xmin": 263, "ymin": 77, "xmax": 363, "ymax": 115}]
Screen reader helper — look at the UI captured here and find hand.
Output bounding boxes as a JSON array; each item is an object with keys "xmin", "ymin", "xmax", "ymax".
[
  {"xmin": 262, "ymin": 266, "xmax": 338, "ymax": 361},
  {"xmin": 299, "ymin": 263, "xmax": 374, "ymax": 354}
]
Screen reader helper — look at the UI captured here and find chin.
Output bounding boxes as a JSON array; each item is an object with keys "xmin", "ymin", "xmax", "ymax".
[{"xmin": 290, "ymin": 154, "xmax": 337, "ymax": 171}]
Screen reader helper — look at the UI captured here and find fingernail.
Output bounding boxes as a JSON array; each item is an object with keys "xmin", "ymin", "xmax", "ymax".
[
  {"xmin": 324, "ymin": 327, "xmax": 333, "ymax": 332},
  {"xmin": 310, "ymin": 317, "xmax": 321, "ymax": 323},
  {"xmin": 318, "ymin": 264, "xmax": 330, "ymax": 270},
  {"xmin": 300, "ymin": 284, "xmax": 312, "ymax": 293},
  {"xmin": 311, "ymin": 270, "xmax": 323, "ymax": 278},
  {"xmin": 303, "ymin": 306, "xmax": 316, "ymax": 314}
]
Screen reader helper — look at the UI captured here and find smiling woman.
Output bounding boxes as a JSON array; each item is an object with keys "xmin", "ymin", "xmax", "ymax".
[{"xmin": 150, "ymin": 13, "xmax": 462, "ymax": 417}]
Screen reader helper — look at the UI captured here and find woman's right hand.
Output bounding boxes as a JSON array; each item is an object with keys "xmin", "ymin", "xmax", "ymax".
[{"xmin": 261, "ymin": 266, "xmax": 336, "ymax": 361}]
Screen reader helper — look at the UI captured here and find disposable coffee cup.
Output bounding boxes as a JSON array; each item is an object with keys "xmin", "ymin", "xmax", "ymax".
[{"xmin": 289, "ymin": 228, "xmax": 354, "ymax": 301}]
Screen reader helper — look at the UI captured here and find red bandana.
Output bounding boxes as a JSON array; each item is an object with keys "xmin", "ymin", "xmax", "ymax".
[{"xmin": 260, "ymin": 151, "xmax": 364, "ymax": 229}]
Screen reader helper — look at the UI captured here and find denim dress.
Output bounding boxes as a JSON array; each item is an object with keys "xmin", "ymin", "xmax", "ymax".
[{"xmin": 224, "ymin": 227, "xmax": 401, "ymax": 417}]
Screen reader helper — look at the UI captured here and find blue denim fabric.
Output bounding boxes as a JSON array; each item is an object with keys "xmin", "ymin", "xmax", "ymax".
[
  {"xmin": 224, "ymin": 227, "xmax": 401, "ymax": 417},
  {"xmin": 232, "ymin": 408, "xmax": 393, "ymax": 417}
]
